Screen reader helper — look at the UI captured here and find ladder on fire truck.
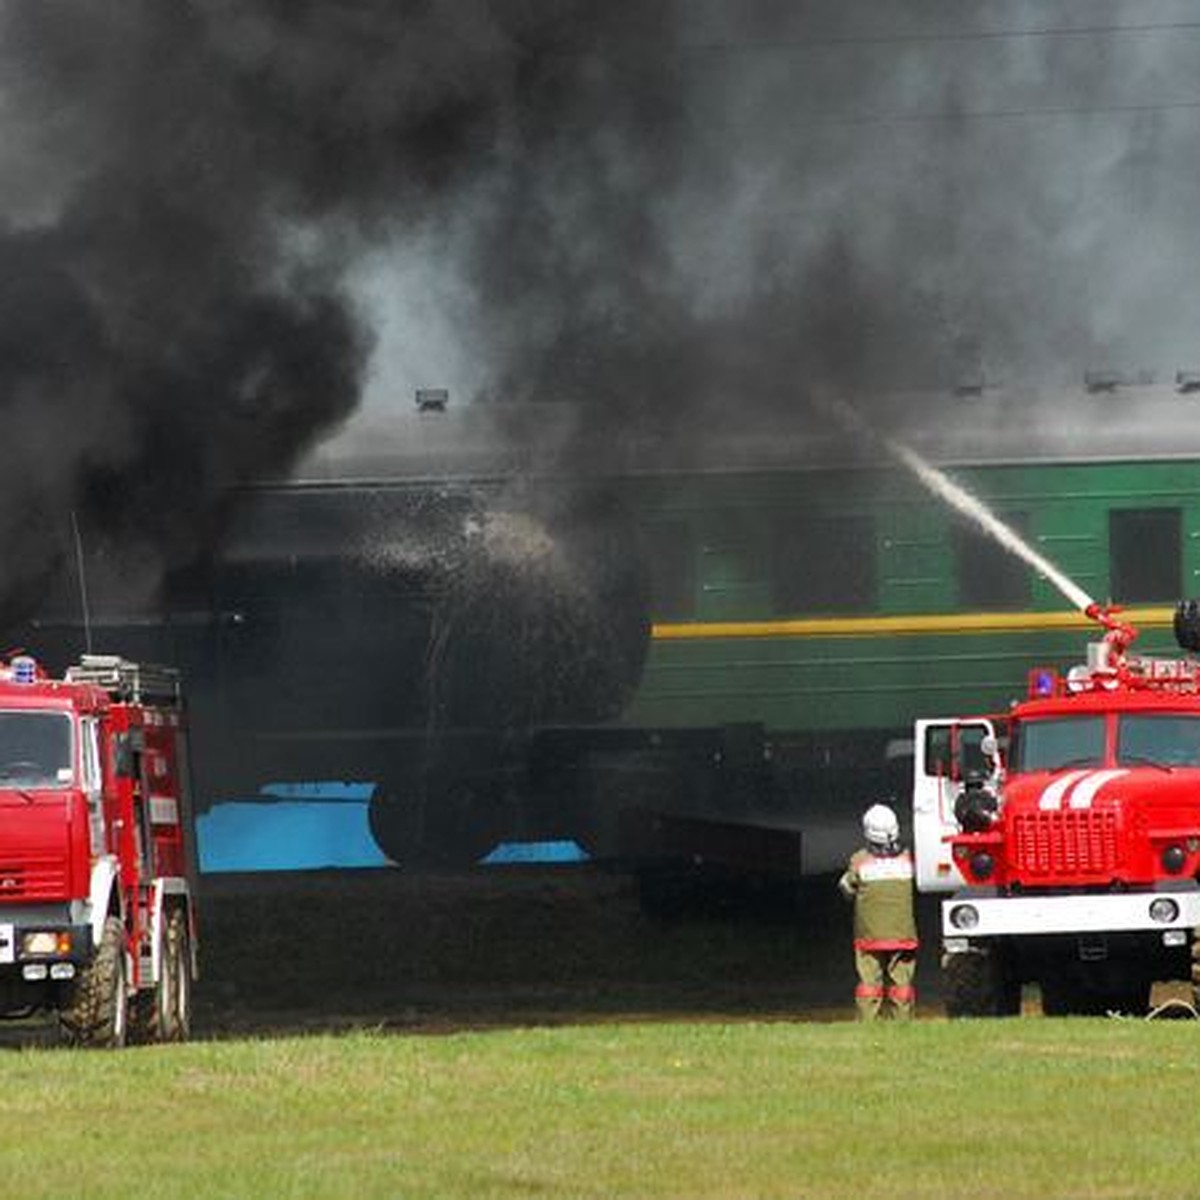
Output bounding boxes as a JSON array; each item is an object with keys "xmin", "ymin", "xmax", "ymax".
[{"xmin": 65, "ymin": 655, "xmax": 182, "ymax": 707}]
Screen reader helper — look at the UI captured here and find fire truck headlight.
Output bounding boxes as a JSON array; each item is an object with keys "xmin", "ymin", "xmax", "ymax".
[
  {"xmin": 21, "ymin": 931, "xmax": 70, "ymax": 957},
  {"xmin": 1161, "ymin": 846, "xmax": 1187, "ymax": 874},
  {"xmin": 949, "ymin": 904, "xmax": 980, "ymax": 931},
  {"xmin": 969, "ymin": 852, "xmax": 995, "ymax": 880},
  {"xmin": 1150, "ymin": 897, "xmax": 1180, "ymax": 924}
]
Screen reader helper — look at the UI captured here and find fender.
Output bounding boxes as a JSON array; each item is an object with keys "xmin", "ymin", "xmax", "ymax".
[
  {"xmin": 148, "ymin": 878, "xmax": 193, "ymax": 985},
  {"xmin": 86, "ymin": 855, "xmax": 122, "ymax": 946}
]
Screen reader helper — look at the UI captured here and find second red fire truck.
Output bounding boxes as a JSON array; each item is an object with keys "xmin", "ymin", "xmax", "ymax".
[
  {"xmin": 0, "ymin": 653, "xmax": 197, "ymax": 1045},
  {"xmin": 915, "ymin": 603, "xmax": 1200, "ymax": 1016}
]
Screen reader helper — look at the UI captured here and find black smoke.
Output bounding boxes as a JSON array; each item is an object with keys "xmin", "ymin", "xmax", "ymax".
[
  {"xmin": 3, "ymin": 0, "xmax": 1196, "ymax": 626},
  {"xmin": 426, "ymin": 1, "xmax": 1200, "ymax": 437},
  {"xmin": 0, "ymin": 1, "xmax": 687, "ymax": 622}
]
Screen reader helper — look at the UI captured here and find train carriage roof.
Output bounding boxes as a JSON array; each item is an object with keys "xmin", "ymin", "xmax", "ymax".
[{"xmin": 282, "ymin": 383, "xmax": 1200, "ymax": 489}]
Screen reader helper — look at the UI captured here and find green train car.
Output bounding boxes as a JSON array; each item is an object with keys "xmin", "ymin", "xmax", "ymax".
[{"xmin": 632, "ymin": 457, "xmax": 1184, "ymax": 734}]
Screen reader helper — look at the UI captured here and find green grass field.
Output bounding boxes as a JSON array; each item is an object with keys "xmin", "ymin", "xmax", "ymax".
[{"xmin": 3, "ymin": 1018, "xmax": 1199, "ymax": 1199}]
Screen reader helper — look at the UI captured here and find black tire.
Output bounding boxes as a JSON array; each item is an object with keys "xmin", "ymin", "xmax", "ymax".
[
  {"xmin": 943, "ymin": 949, "xmax": 1020, "ymax": 1018},
  {"xmin": 60, "ymin": 915, "xmax": 128, "ymax": 1048},
  {"xmin": 148, "ymin": 907, "xmax": 192, "ymax": 1043}
]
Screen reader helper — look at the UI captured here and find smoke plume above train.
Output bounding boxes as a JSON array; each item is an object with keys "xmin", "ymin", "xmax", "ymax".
[
  {"xmin": 0, "ymin": 2, "xmax": 676, "ymax": 620},
  {"xmin": 362, "ymin": 1, "xmax": 1200, "ymax": 428},
  {"xmin": 2, "ymin": 0, "xmax": 1197, "ymax": 626}
]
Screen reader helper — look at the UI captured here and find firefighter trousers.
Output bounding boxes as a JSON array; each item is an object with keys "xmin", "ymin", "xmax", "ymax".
[{"xmin": 854, "ymin": 948, "xmax": 917, "ymax": 1021}]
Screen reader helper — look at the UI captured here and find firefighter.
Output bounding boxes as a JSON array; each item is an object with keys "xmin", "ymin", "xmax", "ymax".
[{"xmin": 838, "ymin": 803, "xmax": 919, "ymax": 1020}]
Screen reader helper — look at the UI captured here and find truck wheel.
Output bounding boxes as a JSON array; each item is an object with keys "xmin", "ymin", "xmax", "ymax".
[
  {"xmin": 149, "ymin": 908, "xmax": 192, "ymax": 1043},
  {"xmin": 943, "ymin": 949, "xmax": 1019, "ymax": 1018},
  {"xmin": 60, "ymin": 916, "xmax": 128, "ymax": 1049}
]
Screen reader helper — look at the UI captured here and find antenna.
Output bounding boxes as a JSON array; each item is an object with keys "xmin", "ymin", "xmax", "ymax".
[{"xmin": 69, "ymin": 511, "xmax": 93, "ymax": 655}]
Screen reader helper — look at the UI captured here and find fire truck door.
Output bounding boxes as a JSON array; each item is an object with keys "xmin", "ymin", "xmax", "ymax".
[
  {"xmin": 80, "ymin": 718, "xmax": 104, "ymax": 856},
  {"xmin": 912, "ymin": 718, "xmax": 995, "ymax": 893}
]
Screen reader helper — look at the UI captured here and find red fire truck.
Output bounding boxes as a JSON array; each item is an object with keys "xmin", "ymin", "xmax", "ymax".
[
  {"xmin": 914, "ymin": 604, "xmax": 1200, "ymax": 1016},
  {"xmin": 0, "ymin": 653, "xmax": 196, "ymax": 1045}
]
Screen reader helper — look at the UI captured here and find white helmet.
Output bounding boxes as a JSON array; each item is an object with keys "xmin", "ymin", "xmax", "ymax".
[{"xmin": 863, "ymin": 803, "xmax": 900, "ymax": 851}]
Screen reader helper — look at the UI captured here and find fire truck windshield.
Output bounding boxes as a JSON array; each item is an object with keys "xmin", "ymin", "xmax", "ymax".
[
  {"xmin": 0, "ymin": 712, "xmax": 72, "ymax": 788},
  {"xmin": 1117, "ymin": 714, "xmax": 1200, "ymax": 768},
  {"xmin": 1013, "ymin": 716, "xmax": 1105, "ymax": 772}
]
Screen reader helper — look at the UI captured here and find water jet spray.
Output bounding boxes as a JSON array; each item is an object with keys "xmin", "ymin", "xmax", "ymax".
[{"xmin": 818, "ymin": 392, "xmax": 1134, "ymax": 645}]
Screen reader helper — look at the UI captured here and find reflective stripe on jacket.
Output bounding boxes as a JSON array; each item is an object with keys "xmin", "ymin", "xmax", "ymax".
[{"xmin": 839, "ymin": 847, "xmax": 918, "ymax": 949}]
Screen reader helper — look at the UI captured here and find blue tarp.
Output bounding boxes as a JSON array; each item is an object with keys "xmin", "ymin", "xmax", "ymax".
[
  {"xmin": 480, "ymin": 840, "xmax": 589, "ymax": 865},
  {"xmin": 196, "ymin": 781, "xmax": 590, "ymax": 873},
  {"xmin": 197, "ymin": 783, "xmax": 390, "ymax": 873}
]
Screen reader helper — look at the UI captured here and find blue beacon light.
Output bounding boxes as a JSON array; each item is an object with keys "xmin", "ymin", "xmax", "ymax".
[
  {"xmin": 1030, "ymin": 668, "xmax": 1057, "ymax": 698},
  {"xmin": 10, "ymin": 657, "xmax": 36, "ymax": 685}
]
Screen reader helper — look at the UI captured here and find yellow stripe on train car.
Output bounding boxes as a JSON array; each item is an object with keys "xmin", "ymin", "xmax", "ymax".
[{"xmin": 650, "ymin": 606, "xmax": 1177, "ymax": 641}]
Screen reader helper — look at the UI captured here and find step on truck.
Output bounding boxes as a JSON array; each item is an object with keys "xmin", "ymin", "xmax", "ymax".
[
  {"xmin": 914, "ymin": 603, "xmax": 1200, "ymax": 1017},
  {"xmin": 0, "ymin": 653, "xmax": 197, "ymax": 1045}
]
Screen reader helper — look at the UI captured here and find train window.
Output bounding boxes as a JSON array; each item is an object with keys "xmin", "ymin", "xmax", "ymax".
[
  {"xmin": 1110, "ymin": 508, "xmax": 1181, "ymax": 603},
  {"xmin": 954, "ymin": 511, "xmax": 1030, "ymax": 610},
  {"xmin": 772, "ymin": 515, "xmax": 875, "ymax": 614},
  {"xmin": 641, "ymin": 521, "xmax": 695, "ymax": 620}
]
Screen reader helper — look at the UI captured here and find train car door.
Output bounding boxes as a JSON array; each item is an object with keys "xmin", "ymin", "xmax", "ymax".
[{"xmin": 912, "ymin": 718, "xmax": 997, "ymax": 892}]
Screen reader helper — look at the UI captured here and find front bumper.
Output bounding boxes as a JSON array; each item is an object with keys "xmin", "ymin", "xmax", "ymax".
[
  {"xmin": 942, "ymin": 886, "xmax": 1200, "ymax": 940},
  {"xmin": 0, "ymin": 906, "xmax": 94, "ymax": 974}
]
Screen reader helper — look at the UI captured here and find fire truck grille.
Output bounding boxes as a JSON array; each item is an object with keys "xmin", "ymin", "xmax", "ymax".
[
  {"xmin": 0, "ymin": 856, "xmax": 69, "ymax": 900},
  {"xmin": 1011, "ymin": 811, "xmax": 1120, "ymax": 877}
]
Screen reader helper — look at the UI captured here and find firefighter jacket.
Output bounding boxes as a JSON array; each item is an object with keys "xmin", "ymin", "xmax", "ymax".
[{"xmin": 838, "ymin": 847, "xmax": 918, "ymax": 950}]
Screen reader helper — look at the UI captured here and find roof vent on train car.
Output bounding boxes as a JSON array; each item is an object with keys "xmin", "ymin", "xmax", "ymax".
[
  {"xmin": 1086, "ymin": 369, "xmax": 1156, "ymax": 393},
  {"xmin": 1176, "ymin": 371, "xmax": 1200, "ymax": 394},
  {"xmin": 1084, "ymin": 370, "xmax": 1125, "ymax": 394},
  {"xmin": 415, "ymin": 388, "xmax": 449, "ymax": 413},
  {"xmin": 952, "ymin": 374, "xmax": 999, "ymax": 398}
]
